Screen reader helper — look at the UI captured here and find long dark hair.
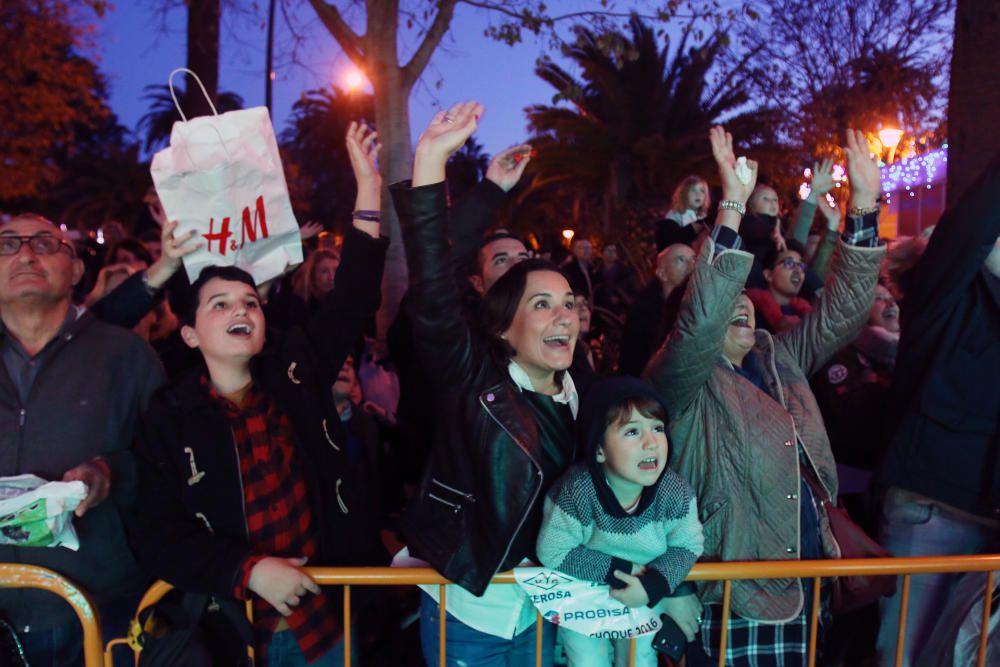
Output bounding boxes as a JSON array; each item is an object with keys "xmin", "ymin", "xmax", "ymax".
[{"xmin": 479, "ymin": 258, "xmax": 564, "ymax": 368}]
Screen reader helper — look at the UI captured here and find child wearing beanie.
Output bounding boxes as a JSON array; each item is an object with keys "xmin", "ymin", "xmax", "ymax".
[{"xmin": 537, "ymin": 376, "xmax": 704, "ymax": 666}]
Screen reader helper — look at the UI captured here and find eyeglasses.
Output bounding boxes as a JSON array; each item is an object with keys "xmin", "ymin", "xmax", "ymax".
[
  {"xmin": 0, "ymin": 235, "xmax": 76, "ymax": 258},
  {"xmin": 774, "ymin": 257, "xmax": 807, "ymax": 272}
]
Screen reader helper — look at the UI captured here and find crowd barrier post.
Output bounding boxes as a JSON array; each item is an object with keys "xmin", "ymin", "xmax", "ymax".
[
  {"xmin": 91, "ymin": 554, "xmax": 1000, "ymax": 667},
  {"xmin": 0, "ymin": 563, "xmax": 103, "ymax": 667}
]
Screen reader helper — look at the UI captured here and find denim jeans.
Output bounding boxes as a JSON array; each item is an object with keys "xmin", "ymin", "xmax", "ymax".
[
  {"xmin": 419, "ymin": 591, "xmax": 555, "ymax": 667},
  {"xmin": 876, "ymin": 487, "xmax": 1000, "ymax": 667},
  {"xmin": 268, "ymin": 629, "xmax": 353, "ymax": 667}
]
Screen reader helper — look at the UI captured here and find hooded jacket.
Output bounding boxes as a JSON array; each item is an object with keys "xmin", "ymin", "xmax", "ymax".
[{"xmin": 537, "ymin": 376, "xmax": 703, "ymax": 607}]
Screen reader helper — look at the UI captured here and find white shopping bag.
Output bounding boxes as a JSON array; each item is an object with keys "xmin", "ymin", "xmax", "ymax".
[
  {"xmin": 515, "ymin": 567, "xmax": 663, "ymax": 640},
  {"xmin": 0, "ymin": 475, "xmax": 87, "ymax": 551},
  {"xmin": 151, "ymin": 68, "xmax": 303, "ymax": 284}
]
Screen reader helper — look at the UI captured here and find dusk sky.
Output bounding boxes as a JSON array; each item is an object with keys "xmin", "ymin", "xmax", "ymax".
[{"xmin": 92, "ymin": 2, "xmax": 602, "ymax": 158}]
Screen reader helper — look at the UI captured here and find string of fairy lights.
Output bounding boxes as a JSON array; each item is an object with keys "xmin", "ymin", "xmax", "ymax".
[{"xmin": 798, "ymin": 146, "xmax": 949, "ymax": 206}]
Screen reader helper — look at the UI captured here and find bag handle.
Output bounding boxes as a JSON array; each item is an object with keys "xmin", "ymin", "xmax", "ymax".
[
  {"xmin": 169, "ymin": 68, "xmax": 219, "ymax": 121},
  {"xmin": 165, "ymin": 68, "xmax": 232, "ymax": 167}
]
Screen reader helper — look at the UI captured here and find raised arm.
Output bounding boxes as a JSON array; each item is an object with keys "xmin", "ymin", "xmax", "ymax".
[
  {"xmin": 778, "ymin": 129, "xmax": 884, "ymax": 376},
  {"xmin": 644, "ymin": 126, "xmax": 756, "ymax": 415},
  {"xmin": 791, "ymin": 158, "xmax": 835, "ymax": 245},
  {"xmin": 303, "ymin": 122, "xmax": 388, "ymax": 383},
  {"xmin": 90, "ymin": 220, "xmax": 198, "ymax": 327},
  {"xmin": 450, "ymin": 144, "xmax": 532, "ymax": 266},
  {"xmin": 392, "ymin": 101, "xmax": 491, "ymax": 385},
  {"xmin": 904, "ymin": 151, "xmax": 1000, "ymax": 319}
]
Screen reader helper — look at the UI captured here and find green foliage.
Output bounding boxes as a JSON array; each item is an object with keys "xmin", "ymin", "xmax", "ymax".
[
  {"xmin": 0, "ymin": 1, "xmax": 112, "ymax": 200},
  {"xmin": 138, "ymin": 85, "xmax": 245, "ymax": 153},
  {"xmin": 516, "ymin": 14, "xmax": 773, "ymax": 251},
  {"xmin": 447, "ymin": 137, "xmax": 490, "ymax": 202},
  {"xmin": 279, "ymin": 86, "xmax": 375, "ymax": 232},
  {"xmin": 735, "ymin": 0, "xmax": 954, "ymax": 184}
]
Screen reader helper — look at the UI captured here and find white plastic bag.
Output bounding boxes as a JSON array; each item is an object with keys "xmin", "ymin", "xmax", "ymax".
[
  {"xmin": 0, "ymin": 475, "xmax": 87, "ymax": 551},
  {"xmin": 151, "ymin": 68, "xmax": 303, "ymax": 284},
  {"xmin": 515, "ymin": 567, "xmax": 662, "ymax": 640}
]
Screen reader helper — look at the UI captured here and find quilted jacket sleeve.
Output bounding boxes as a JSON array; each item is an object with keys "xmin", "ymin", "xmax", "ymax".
[{"xmin": 644, "ymin": 239, "xmax": 754, "ymax": 417}]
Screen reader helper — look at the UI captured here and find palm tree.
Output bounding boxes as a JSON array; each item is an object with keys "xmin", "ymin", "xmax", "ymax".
[
  {"xmin": 523, "ymin": 15, "xmax": 770, "ymax": 236},
  {"xmin": 279, "ymin": 86, "xmax": 375, "ymax": 231},
  {"xmin": 447, "ymin": 137, "xmax": 491, "ymax": 202},
  {"xmin": 46, "ymin": 141, "xmax": 150, "ymax": 231},
  {"xmin": 137, "ymin": 84, "xmax": 245, "ymax": 153}
]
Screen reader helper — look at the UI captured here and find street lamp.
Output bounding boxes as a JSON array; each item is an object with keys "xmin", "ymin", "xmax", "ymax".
[
  {"xmin": 878, "ymin": 127, "xmax": 904, "ymax": 164},
  {"xmin": 345, "ymin": 68, "xmax": 365, "ymax": 91}
]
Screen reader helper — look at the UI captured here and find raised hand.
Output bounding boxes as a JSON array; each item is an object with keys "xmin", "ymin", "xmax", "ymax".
[
  {"xmin": 299, "ymin": 221, "xmax": 323, "ymax": 241},
  {"xmin": 345, "ymin": 121, "xmax": 381, "ymax": 187},
  {"xmin": 709, "ymin": 125, "xmax": 757, "ymax": 205},
  {"xmin": 146, "ymin": 219, "xmax": 201, "ymax": 289},
  {"xmin": 346, "ymin": 121, "xmax": 381, "ymax": 235},
  {"xmin": 486, "ymin": 144, "xmax": 533, "ymax": 192},
  {"xmin": 844, "ymin": 129, "xmax": 880, "ymax": 210},
  {"xmin": 810, "ymin": 157, "xmax": 835, "ymax": 199},
  {"xmin": 413, "ymin": 101, "xmax": 485, "ymax": 186}
]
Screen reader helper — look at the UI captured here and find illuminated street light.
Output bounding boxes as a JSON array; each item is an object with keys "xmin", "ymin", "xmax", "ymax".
[
  {"xmin": 345, "ymin": 68, "xmax": 365, "ymax": 91},
  {"xmin": 878, "ymin": 127, "xmax": 904, "ymax": 164},
  {"xmin": 562, "ymin": 229, "xmax": 575, "ymax": 241}
]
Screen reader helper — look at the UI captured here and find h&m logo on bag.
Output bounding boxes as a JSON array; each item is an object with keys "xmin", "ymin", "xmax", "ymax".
[{"xmin": 203, "ymin": 195, "xmax": 269, "ymax": 255}]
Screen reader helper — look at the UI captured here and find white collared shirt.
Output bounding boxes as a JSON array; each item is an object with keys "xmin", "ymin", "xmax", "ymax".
[
  {"xmin": 506, "ymin": 360, "xmax": 579, "ymax": 419},
  {"xmin": 393, "ymin": 363, "xmax": 579, "ymax": 639}
]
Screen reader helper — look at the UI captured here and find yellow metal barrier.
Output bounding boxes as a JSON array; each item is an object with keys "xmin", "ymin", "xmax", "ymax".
[
  {"xmin": 0, "ymin": 563, "xmax": 103, "ymax": 667},
  {"xmin": 105, "ymin": 555, "xmax": 1000, "ymax": 667}
]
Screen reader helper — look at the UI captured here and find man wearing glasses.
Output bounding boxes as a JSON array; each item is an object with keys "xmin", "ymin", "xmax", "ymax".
[
  {"xmin": 746, "ymin": 240, "xmax": 813, "ymax": 334},
  {"xmin": 0, "ymin": 214, "xmax": 164, "ymax": 665}
]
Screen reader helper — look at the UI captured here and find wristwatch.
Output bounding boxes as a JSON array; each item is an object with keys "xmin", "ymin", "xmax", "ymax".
[{"xmin": 718, "ymin": 200, "xmax": 747, "ymax": 216}]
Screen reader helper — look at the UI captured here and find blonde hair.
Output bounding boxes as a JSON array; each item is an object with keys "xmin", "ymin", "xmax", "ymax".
[
  {"xmin": 668, "ymin": 176, "xmax": 710, "ymax": 218},
  {"xmin": 293, "ymin": 248, "xmax": 340, "ymax": 301}
]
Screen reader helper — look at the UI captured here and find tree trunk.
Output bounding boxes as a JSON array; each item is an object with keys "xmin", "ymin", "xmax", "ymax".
[
  {"xmin": 947, "ymin": 0, "xmax": 1000, "ymax": 205},
  {"xmin": 265, "ymin": 0, "xmax": 276, "ymax": 113},
  {"xmin": 186, "ymin": 0, "xmax": 221, "ymax": 117},
  {"xmin": 371, "ymin": 64, "xmax": 414, "ymax": 354}
]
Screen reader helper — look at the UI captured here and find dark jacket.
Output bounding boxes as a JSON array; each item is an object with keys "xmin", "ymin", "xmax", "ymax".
[
  {"xmin": 128, "ymin": 227, "xmax": 389, "ymax": 600},
  {"xmin": 391, "ymin": 180, "xmax": 575, "ymax": 596},
  {"xmin": 618, "ymin": 281, "xmax": 682, "ymax": 377},
  {"xmin": 388, "ymin": 180, "xmax": 508, "ymax": 483},
  {"xmin": 878, "ymin": 154, "xmax": 1000, "ymax": 517},
  {"xmin": 0, "ymin": 312, "xmax": 164, "ymax": 630},
  {"xmin": 812, "ymin": 329, "xmax": 896, "ymax": 471}
]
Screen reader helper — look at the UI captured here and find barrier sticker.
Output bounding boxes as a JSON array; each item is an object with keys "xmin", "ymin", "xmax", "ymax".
[{"xmin": 514, "ymin": 567, "xmax": 662, "ymax": 639}]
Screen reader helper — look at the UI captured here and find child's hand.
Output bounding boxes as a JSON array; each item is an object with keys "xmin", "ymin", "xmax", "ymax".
[
  {"xmin": 248, "ymin": 556, "xmax": 321, "ymax": 617},
  {"xmin": 609, "ymin": 570, "xmax": 650, "ymax": 608}
]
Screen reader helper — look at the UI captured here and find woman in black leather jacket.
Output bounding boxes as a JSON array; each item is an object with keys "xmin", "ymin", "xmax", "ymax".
[{"xmin": 390, "ymin": 101, "xmax": 582, "ymax": 666}]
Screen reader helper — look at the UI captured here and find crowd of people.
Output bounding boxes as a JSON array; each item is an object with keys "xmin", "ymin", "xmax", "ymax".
[{"xmin": 0, "ymin": 101, "xmax": 997, "ymax": 667}]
